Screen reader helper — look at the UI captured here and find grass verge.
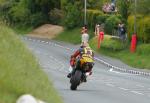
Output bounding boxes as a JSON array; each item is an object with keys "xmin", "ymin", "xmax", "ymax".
[
  {"xmin": 0, "ymin": 24, "xmax": 63, "ymax": 103},
  {"xmin": 54, "ymin": 28, "xmax": 94, "ymax": 44},
  {"xmin": 12, "ymin": 24, "xmax": 33, "ymax": 35}
]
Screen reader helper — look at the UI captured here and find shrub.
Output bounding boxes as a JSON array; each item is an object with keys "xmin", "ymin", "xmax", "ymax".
[
  {"xmin": 89, "ymin": 35, "xmax": 126, "ymax": 51},
  {"xmin": 30, "ymin": 12, "xmax": 47, "ymax": 27},
  {"xmin": 101, "ymin": 35, "xmax": 126, "ymax": 51},
  {"xmin": 8, "ymin": 0, "xmax": 30, "ymax": 25},
  {"xmin": 104, "ymin": 15, "xmax": 121, "ymax": 35},
  {"xmin": 96, "ymin": 14, "xmax": 110, "ymax": 24},
  {"xmin": 63, "ymin": 3, "xmax": 81, "ymax": 29},
  {"xmin": 49, "ymin": 8, "xmax": 64, "ymax": 25},
  {"xmin": 86, "ymin": 10, "xmax": 104, "ymax": 28},
  {"xmin": 128, "ymin": 15, "xmax": 150, "ymax": 43}
]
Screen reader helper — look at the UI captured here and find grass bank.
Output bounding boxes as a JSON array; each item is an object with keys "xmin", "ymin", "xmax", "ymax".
[
  {"xmin": 54, "ymin": 28, "xmax": 94, "ymax": 44},
  {"xmin": 0, "ymin": 24, "xmax": 63, "ymax": 103}
]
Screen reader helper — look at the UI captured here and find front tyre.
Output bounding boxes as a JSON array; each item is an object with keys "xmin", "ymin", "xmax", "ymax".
[{"xmin": 70, "ymin": 70, "xmax": 82, "ymax": 90}]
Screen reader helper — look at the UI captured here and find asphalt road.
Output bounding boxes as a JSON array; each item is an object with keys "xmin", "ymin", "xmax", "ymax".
[{"xmin": 23, "ymin": 37, "xmax": 150, "ymax": 103}]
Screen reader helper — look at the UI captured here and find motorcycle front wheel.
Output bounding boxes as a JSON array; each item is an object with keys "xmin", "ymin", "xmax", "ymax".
[{"xmin": 70, "ymin": 70, "xmax": 82, "ymax": 90}]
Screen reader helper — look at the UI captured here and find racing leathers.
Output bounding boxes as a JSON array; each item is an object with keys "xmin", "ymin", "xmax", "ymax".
[{"xmin": 67, "ymin": 46, "xmax": 94, "ymax": 81}]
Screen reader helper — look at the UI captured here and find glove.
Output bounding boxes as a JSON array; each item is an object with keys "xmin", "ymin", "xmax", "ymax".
[
  {"xmin": 89, "ymin": 71, "xmax": 92, "ymax": 75},
  {"xmin": 70, "ymin": 56, "xmax": 75, "ymax": 67},
  {"xmin": 70, "ymin": 55, "xmax": 74, "ymax": 59},
  {"xmin": 86, "ymin": 71, "xmax": 92, "ymax": 76}
]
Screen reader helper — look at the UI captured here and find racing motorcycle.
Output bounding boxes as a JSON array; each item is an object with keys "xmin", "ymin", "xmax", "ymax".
[{"xmin": 69, "ymin": 61, "xmax": 93, "ymax": 90}]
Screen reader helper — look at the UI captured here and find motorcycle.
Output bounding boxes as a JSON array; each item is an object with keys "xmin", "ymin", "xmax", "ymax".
[{"xmin": 69, "ymin": 62, "xmax": 93, "ymax": 90}]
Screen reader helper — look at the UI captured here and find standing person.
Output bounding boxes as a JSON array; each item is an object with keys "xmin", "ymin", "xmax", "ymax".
[
  {"xmin": 118, "ymin": 22, "xmax": 126, "ymax": 41},
  {"xmin": 94, "ymin": 24, "xmax": 100, "ymax": 36},
  {"xmin": 81, "ymin": 29, "xmax": 89, "ymax": 46}
]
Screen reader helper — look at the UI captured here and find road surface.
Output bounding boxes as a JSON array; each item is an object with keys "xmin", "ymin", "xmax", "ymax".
[{"xmin": 23, "ymin": 37, "xmax": 150, "ymax": 103}]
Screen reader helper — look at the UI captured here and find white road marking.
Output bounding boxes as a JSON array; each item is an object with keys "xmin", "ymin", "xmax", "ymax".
[
  {"xmin": 28, "ymin": 38, "xmax": 32, "ymax": 41},
  {"xmin": 109, "ymin": 68, "xmax": 113, "ymax": 72},
  {"xmin": 130, "ymin": 91, "xmax": 144, "ymax": 95},
  {"xmin": 37, "ymin": 40, "xmax": 41, "ymax": 42},
  {"xmin": 32, "ymin": 39, "xmax": 36, "ymax": 42},
  {"xmin": 109, "ymin": 69, "xmax": 121, "ymax": 74},
  {"xmin": 118, "ymin": 87, "xmax": 129, "ymax": 91},
  {"xmin": 136, "ymin": 84, "xmax": 144, "ymax": 88},
  {"xmin": 106, "ymin": 83, "xmax": 115, "ymax": 87}
]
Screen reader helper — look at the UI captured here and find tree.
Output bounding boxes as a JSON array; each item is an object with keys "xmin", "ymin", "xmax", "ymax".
[
  {"xmin": 118, "ymin": 0, "xmax": 131, "ymax": 22},
  {"xmin": 131, "ymin": 0, "xmax": 149, "ymax": 15}
]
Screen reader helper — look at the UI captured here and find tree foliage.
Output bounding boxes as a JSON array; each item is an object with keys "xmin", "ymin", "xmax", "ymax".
[
  {"xmin": 129, "ymin": 0, "xmax": 150, "ymax": 16},
  {"xmin": 0, "ymin": 0, "xmax": 61, "ymax": 27}
]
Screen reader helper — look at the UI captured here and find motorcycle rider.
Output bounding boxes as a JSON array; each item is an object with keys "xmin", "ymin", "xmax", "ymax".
[{"xmin": 67, "ymin": 43, "xmax": 94, "ymax": 82}]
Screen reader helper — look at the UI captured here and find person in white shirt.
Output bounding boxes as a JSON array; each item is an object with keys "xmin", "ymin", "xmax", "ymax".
[{"xmin": 81, "ymin": 29, "xmax": 89, "ymax": 46}]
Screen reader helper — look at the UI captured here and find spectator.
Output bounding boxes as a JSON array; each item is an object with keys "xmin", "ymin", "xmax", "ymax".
[
  {"xmin": 118, "ymin": 22, "xmax": 126, "ymax": 41},
  {"xmin": 111, "ymin": 3, "xmax": 115, "ymax": 11},
  {"xmin": 81, "ymin": 28, "xmax": 89, "ymax": 46},
  {"xmin": 102, "ymin": 2, "xmax": 117, "ymax": 13},
  {"xmin": 94, "ymin": 24, "xmax": 100, "ymax": 36}
]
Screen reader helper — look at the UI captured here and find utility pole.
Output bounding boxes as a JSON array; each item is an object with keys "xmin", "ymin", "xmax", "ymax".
[
  {"xmin": 84, "ymin": 0, "xmax": 87, "ymax": 25},
  {"xmin": 134, "ymin": 0, "xmax": 137, "ymax": 34},
  {"xmin": 130, "ymin": 0, "xmax": 137, "ymax": 53}
]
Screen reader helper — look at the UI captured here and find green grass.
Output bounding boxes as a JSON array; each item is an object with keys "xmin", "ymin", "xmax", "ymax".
[
  {"xmin": 12, "ymin": 24, "xmax": 33, "ymax": 35},
  {"xmin": 0, "ymin": 24, "xmax": 63, "ymax": 103},
  {"xmin": 54, "ymin": 28, "xmax": 94, "ymax": 44},
  {"xmin": 89, "ymin": 36, "xmax": 150, "ymax": 70}
]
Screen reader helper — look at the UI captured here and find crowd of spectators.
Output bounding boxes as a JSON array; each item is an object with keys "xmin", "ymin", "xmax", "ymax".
[{"xmin": 102, "ymin": 3, "xmax": 117, "ymax": 13}]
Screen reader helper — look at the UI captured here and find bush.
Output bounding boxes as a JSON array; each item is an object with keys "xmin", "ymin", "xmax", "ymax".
[
  {"xmin": 101, "ymin": 35, "xmax": 126, "ymax": 51},
  {"xmin": 86, "ymin": 10, "xmax": 104, "ymax": 28},
  {"xmin": 63, "ymin": 3, "xmax": 81, "ymax": 29},
  {"xmin": 89, "ymin": 35, "xmax": 126, "ymax": 51},
  {"xmin": 30, "ymin": 12, "xmax": 47, "ymax": 27},
  {"xmin": 96, "ymin": 14, "xmax": 110, "ymax": 24},
  {"xmin": 8, "ymin": 0, "xmax": 30, "ymax": 25},
  {"xmin": 128, "ymin": 15, "xmax": 150, "ymax": 43},
  {"xmin": 49, "ymin": 8, "xmax": 64, "ymax": 25},
  {"xmin": 104, "ymin": 15, "xmax": 121, "ymax": 35}
]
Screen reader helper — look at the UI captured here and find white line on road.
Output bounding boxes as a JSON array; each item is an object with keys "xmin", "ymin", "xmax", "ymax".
[
  {"xmin": 106, "ymin": 83, "xmax": 115, "ymax": 87},
  {"xmin": 130, "ymin": 91, "xmax": 144, "ymax": 95},
  {"xmin": 136, "ymin": 84, "xmax": 144, "ymax": 88},
  {"xmin": 118, "ymin": 87, "xmax": 129, "ymax": 91},
  {"xmin": 37, "ymin": 40, "xmax": 41, "ymax": 42},
  {"xmin": 109, "ymin": 68, "xmax": 122, "ymax": 74}
]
